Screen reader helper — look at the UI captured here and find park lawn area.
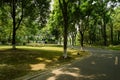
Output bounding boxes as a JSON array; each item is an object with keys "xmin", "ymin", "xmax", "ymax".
[
  {"xmin": 107, "ymin": 45, "xmax": 120, "ymax": 50},
  {"xmin": 0, "ymin": 46, "xmax": 88, "ymax": 80}
]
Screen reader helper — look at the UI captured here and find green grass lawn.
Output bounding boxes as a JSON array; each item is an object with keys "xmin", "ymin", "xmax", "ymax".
[
  {"xmin": 107, "ymin": 45, "xmax": 120, "ymax": 50},
  {"xmin": 0, "ymin": 45, "xmax": 88, "ymax": 80},
  {"xmin": 87, "ymin": 44, "xmax": 120, "ymax": 51}
]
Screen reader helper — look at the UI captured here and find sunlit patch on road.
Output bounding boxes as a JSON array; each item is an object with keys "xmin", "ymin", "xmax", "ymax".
[
  {"xmin": 30, "ymin": 63, "xmax": 46, "ymax": 71},
  {"xmin": 115, "ymin": 56, "xmax": 118, "ymax": 65},
  {"xmin": 91, "ymin": 61, "xmax": 96, "ymax": 65}
]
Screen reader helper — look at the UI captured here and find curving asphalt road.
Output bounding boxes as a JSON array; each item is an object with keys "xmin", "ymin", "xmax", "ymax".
[{"xmin": 16, "ymin": 47, "xmax": 120, "ymax": 80}]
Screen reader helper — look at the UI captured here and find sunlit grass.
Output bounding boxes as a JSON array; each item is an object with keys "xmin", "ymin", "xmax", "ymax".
[
  {"xmin": 0, "ymin": 45, "xmax": 12, "ymax": 49},
  {"xmin": 0, "ymin": 45, "xmax": 88, "ymax": 80}
]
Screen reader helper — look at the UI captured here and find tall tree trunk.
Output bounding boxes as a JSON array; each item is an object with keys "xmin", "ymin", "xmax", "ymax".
[
  {"xmin": 71, "ymin": 34, "xmax": 75, "ymax": 47},
  {"xmin": 103, "ymin": 24, "xmax": 107, "ymax": 46},
  {"xmin": 110, "ymin": 23, "xmax": 113, "ymax": 44},
  {"xmin": 102, "ymin": 18, "xmax": 107, "ymax": 46},
  {"xmin": 80, "ymin": 31, "xmax": 84, "ymax": 50},
  {"xmin": 78, "ymin": 21, "xmax": 84, "ymax": 50},
  {"xmin": 63, "ymin": 5, "xmax": 68, "ymax": 58},
  {"xmin": 11, "ymin": 0, "xmax": 23, "ymax": 49},
  {"xmin": 12, "ymin": 0, "xmax": 16, "ymax": 49},
  {"xmin": 59, "ymin": 37, "xmax": 62, "ymax": 45},
  {"xmin": 59, "ymin": 0, "xmax": 68, "ymax": 58},
  {"xmin": 118, "ymin": 30, "xmax": 120, "ymax": 43}
]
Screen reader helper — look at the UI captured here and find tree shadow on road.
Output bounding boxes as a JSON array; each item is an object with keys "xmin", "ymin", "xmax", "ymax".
[{"xmin": 41, "ymin": 53, "xmax": 120, "ymax": 80}]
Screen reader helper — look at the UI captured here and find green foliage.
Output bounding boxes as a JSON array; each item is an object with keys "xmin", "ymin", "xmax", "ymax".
[
  {"xmin": 112, "ymin": 7, "xmax": 120, "ymax": 31},
  {"xmin": 107, "ymin": 45, "xmax": 120, "ymax": 50},
  {"xmin": 48, "ymin": 0, "xmax": 63, "ymax": 43},
  {"xmin": 0, "ymin": 0, "xmax": 51, "ymax": 45},
  {"xmin": 0, "ymin": 0, "xmax": 120, "ymax": 46}
]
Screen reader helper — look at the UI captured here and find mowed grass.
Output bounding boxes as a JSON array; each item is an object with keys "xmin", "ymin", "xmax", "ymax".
[
  {"xmin": 107, "ymin": 45, "xmax": 120, "ymax": 50},
  {"xmin": 0, "ymin": 45, "xmax": 88, "ymax": 80}
]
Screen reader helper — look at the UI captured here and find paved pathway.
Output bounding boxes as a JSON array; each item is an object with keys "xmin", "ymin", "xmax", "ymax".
[{"xmin": 16, "ymin": 47, "xmax": 120, "ymax": 80}]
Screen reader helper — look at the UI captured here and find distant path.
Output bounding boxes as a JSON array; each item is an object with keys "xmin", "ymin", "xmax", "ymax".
[{"xmin": 16, "ymin": 47, "xmax": 120, "ymax": 80}]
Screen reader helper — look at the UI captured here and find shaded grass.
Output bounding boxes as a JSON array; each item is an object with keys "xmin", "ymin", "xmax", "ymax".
[
  {"xmin": 107, "ymin": 45, "xmax": 120, "ymax": 50},
  {"xmin": 85, "ymin": 45, "xmax": 120, "ymax": 51},
  {"xmin": 0, "ymin": 46, "xmax": 88, "ymax": 80}
]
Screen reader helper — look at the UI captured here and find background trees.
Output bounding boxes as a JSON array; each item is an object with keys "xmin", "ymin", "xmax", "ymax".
[
  {"xmin": 0, "ymin": 0, "xmax": 50, "ymax": 48},
  {"xmin": 112, "ymin": 6, "xmax": 120, "ymax": 44},
  {"xmin": 0, "ymin": 0, "xmax": 120, "ymax": 55}
]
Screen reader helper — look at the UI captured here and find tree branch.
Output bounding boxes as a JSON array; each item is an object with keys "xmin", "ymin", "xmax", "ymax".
[{"xmin": 15, "ymin": 1, "xmax": 24, "ymax": 30}]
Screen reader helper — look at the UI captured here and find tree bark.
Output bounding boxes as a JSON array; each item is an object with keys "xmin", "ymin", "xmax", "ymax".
[
  {"xmin": 12, "ymin": 0, "xmax": 16, "ymax": 49},
  {"xmin": 80, "ymin": 31, "xmax": 84, "ymax": 50},
  {"xmin": 118, "ymin": 30, "xmax": 120, "ymax": 43},
  {"xmin": 78, "ymin": 21, "xmax": 84, "ymax": 50},
  {"xmin": 110, "ymin": 23, "xmax": 113, "ymax": 44},
  {"xmin": 71, "ymin": 33, "xmax": 75, "ymax": 47},
  {"xmin": 11, "ymin": 0, "xmax": 23, "ymax": 49},
  {"xmin": 102, "ymin": 17, "xmax": 107, "ymax": 46},
  {"xmin": 63, "ymin": 3, "xmax": 68, "ymax": 58},
  {"xmin": 59, "ymin": 0, "xmax": 68, "ymax": 58},
  {"xmin": 103, "ymin": 24, "xmax": 107, "ymax": 46}
]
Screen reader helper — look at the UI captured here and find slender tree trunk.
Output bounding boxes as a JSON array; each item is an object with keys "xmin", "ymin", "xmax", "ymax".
[
  {"xmin": 80, "ymin": 31, "xmax": 84, "ymax": 50},
  {"xmin": 63, "ymin": 20, "xmax": 68, "ymax": 58},
  {"xmin": 69, "ymin": 36, "xmax": 71, "ymax": 45},
  {"xmin": 103, "ymin": 24, "xmax": 107, "ymax": 46},
  {"xmin": 59, "ymin": 37, "xmax": 62, "ymax": 45},
  {"xmin": 118, "ymin": 30, "xmax": 120, "ymax": 43},
  {"xmin": 103, "ymin": 25, "xmax": 107, "ymax": 46},
  {"xmin": 11, "ymin": 0, "xmax": 23, "ymax": 49},
  {"xmin": 102, "ymin": 18, "xmax": 107, "ymax": 46},
  {"xmin": 63, "ymin": 11, "xmax": 68, "ymax": 58},
  {"xmin": 12, "ymin": 0, "xmax": 16, "ymax": 49},
  {"xmin": 78, "ymin": 22, "xmax": 84, "ymax": 50},
  {"xmin": 110, "ymin": 23, "xmax": 113, "ymax": 44},
  {"xmin": 8, "ymin": 31, "xmax": 12, "ymax": 43},
  {"xmin": 72, "ymin": 34, "xmax": 75, "ymax": 47}
]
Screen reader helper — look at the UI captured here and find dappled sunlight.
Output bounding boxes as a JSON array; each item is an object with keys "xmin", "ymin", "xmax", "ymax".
[
  {"xmin": 52, "ymin": 69, "xmax": 63, "ymax": 75},
  {"xmin": 65, "ymin": 71, "xmax": 79, "ymax": 77},
  {"xmin": 115, "ymin": 56, "xmax": 119, "ymax": 65},
  {"xmin": 79, "ymin": 74, "xmax": 95, "ymax": 79},
  {"xmin": 70, "ymin": 67, "xmax": 79, "ymax": 70},
  {"xmin": 46, "ymin": 66, "xmax": 107, "ymax": 80},
  {"xmin": 53, "ymin": 57, "xmax": 58, "ymax": 61},
  {"xmin": 40, "ymin": 47, "xmax": 63, "ymax": 51},
  {"xmin": 47, "ymin": 76, "xmax": 56, "ymax": 80},
  {"xmin": 36, "ymin": 57, "xmax": 56, "ymax": 63},
  {"xmin": 30, "ymin": 63, "xmax": 46, "ymax": 71},
  {"xmin": 47, "ymin": 68, "xmax": 107, "ymax": 80},
  {"xmin": 0, "ymin": 64, "xmax": 7, "ymax": 67},
  {"xmin": 0, "ymin": 46, "xmax": 12, "ymax": 50},
  {"xmin": 36, "ymin": 57, "xmax": 44, "ymax": 61},
  {"xmin": 69, "ymin": 50, "xmax": 78, "ymax": 55},
  {"xmin": 0, "ymin": 46, "xmax": 85, "ymax": 80},
  {"xmin": 91, "ymin": 61, "xmax": 96, "ymax": 65},
  {"xmin": 45, "ymin": 60, "xmax": 52, "ymax": 63},
  {"xmin": 47, "ymin": 67, "xmax": 80, "ymax": 80},
  {"xmin": 47, "ymin": 69, "xmax": 63, "ymax": 80}
]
